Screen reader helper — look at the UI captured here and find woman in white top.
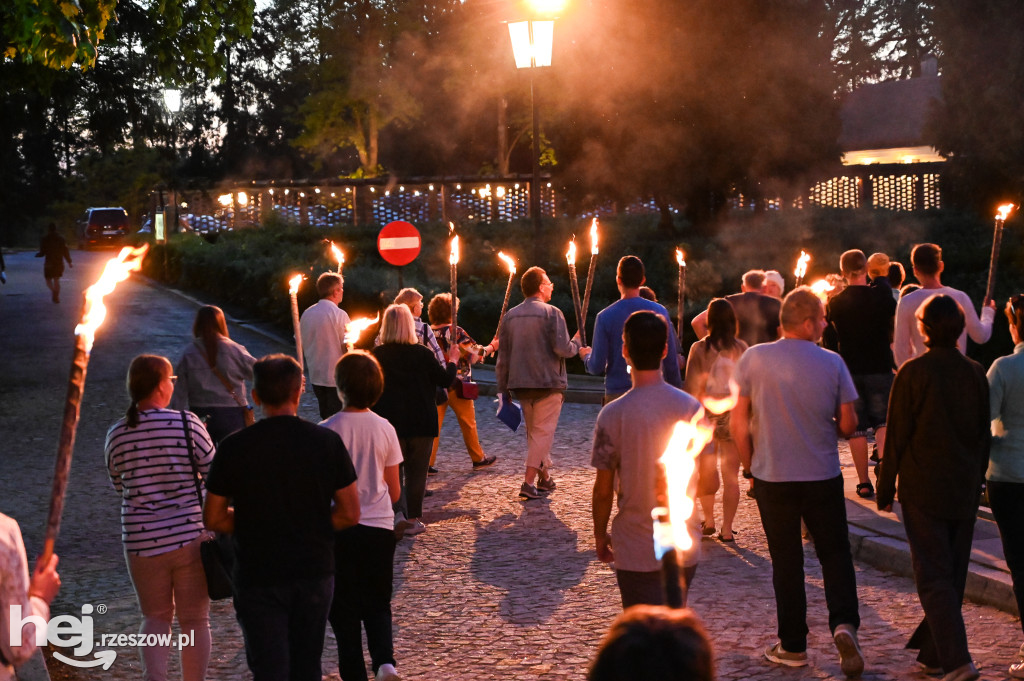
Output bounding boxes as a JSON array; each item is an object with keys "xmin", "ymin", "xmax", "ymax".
[
  {"xmin": 106, "ymin": 355, "xmax": 215, "ymax": 681},
  {"xmin": 685, "ymin": 299, "xmax": 747, "ymax": 542},
  {"xmin": 320, "ymin": 351, "xmax": 403, "ymax": 681},
  {"xmin": 171, "ymin": 306, "xmax": 256, "ymax": 444}
]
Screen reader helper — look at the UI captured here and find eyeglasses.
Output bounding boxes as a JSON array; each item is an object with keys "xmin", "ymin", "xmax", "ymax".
[
  {"xmin": 169, "ymin": 375, "xmax": 178, "ymax": 384},
  {"xmin": 1010, "ymin": 295, "xmax": 1022, "ymax": 317}
]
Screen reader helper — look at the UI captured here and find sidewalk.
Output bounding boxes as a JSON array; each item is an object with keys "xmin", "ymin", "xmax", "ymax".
[{"xmin": 473, "ymin": 363, "xmax": 1020, "ymax": 618}]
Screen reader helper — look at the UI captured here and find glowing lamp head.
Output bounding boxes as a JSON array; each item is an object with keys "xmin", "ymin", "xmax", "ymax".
[
  {"xmin": 345, "ymin": 314, "xmax": 380, "ymax": 348},
  {"xmin": 498, "ymin": 251, "xmax": 517, "ymax": 275},
  {"xmin": 288, "ymin": 274, "xmax": 304, "ymax": 296},
  {"xmin": 237, "ymin": 191, "xmax": 249, "ymax": 207},
  {"xmin": 676, "ymin": 248, "xmax": 686, "ymax": 268},
  {"xmin": 75, "ymin": 245, "xmax": 150, "ymax": 352},
  {"xmin": 589, "ymin": 218, "xmax": 599, "ymax": 255},
  {"xmin": 217, "ymin": 193, "xmax": 232, "ymax": 207},
  {"xmin": 566, "ymin": 239, "xmax": 577, "ymax": 266},
  {"xmin": 795, "ymin": 250, "xmax": 810, "ymax": 279},
  {"xmin": 997, "ymin": 204, "xmax": 1015, "ymax": 221}
]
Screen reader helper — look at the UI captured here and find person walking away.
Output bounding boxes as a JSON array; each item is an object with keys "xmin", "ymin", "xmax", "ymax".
[
  {"xmin": 372, "ymin": 305, "xmax": 458, "ymax": 537},
  {"xmin": 986, "ymin": 294, "xmax": 1024, "ymax": 678},
  {"xmin": 496, "ymin": 266, "xmax": 584, "ymax": 499},
  {"xmin": 732, "ymin": 287, "xmax": 864, "ymax": 678},
  {"xmin": 300, "ymin": 272, "xmax": 351, "ymax": 419},
  {"xmin": 203, "ymin": 354, "xmax": 361, "ymax": 681},
  {"xmin": 824, "ymin": 249, "xmax": 896, "ymax": 499},
  {"xmin": 893, "ymin": 243, "xmax": 994, "ymax": 367},
  {"xmin": 171, "ymin": 305, "xmax": 257, "ymax": 444},
  {"xmin": 588, "ymin": 605, "xmax": 714, "ymax": 681},
  {"xmin": 592, "ymin": 311, "xmax": 702, "ymax": 608},
  {"xmin": 877, "ymin": 294, "xmax": 990, "ymax": 681},
  {"xmin": 105, "ymin": 355, "xmax": 215, "ymax": 681},
  {"xmin": 35, "ymin": 223, "xmax": 72, "ymax": 303},
  {"xmin": 581, "ymin": 255, "xmax": 682, "ymax": 402},
  {"xmin": 691, "ymin": 270, "xmax": 781, "ymax": 347},
  {"xmin": 427, "ymin": 293, "xmax": 497, "ymax": 471},
  {"xmin": 321, "ymin": 351, "xmax": 404, "ymax": 681},
  {"xmin": 684, "ymin": 298, "xmax": 747, "ymax": 542}
]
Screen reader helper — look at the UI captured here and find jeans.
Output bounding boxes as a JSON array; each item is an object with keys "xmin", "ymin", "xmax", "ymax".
[
  {"xmin": 124, "ymin": 536, "xmax": 211, "ymax": 681},
  {"xmin": 754, "ymin": 475, "xmax": 860, "ymax": 652},
  {"xmin": 988, "ymin": 480, "xmax": 1024, "ymax": 637},
  {"xmin": 193, "ymin": 406, "xmax": 248, "ymax": 445},
  {"xmin": 329, "ymin": 525, "xmax": 397, "ymax": 681},
  {"xmin": 233, "ymin": 575, "xmax": 334, "ymax": 681},
  {"xmin": 901, "ymin": 504, "xmax": 976, "ymax": 672}
]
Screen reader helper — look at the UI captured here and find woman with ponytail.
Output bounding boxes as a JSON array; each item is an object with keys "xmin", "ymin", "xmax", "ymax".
[
  {"xmin": 988, "ymin": 295, "xmax": 1024, "ymax": 678},
  {"xmin": 105, "ymin": 355, "xmax": 215, "ymax": 681},
  {"xmin": 171, "ymin": 305, "xmax": 256, "ymax": 444}
]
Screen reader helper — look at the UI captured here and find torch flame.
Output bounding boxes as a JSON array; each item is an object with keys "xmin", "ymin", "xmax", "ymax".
[
  {"xmin": 655, "ymin": 412, "xmax": 715, "ymax": 552},
  {"xmin": 566, "ymin": 239, "xmax": 577, "ymax": 266},
  {"xmin": 329, "ymin": 241, "xmax": 345, "ymax": 267},
  {"xmin": 676, "ymin": 248, "xmax": 686, "ymax": 267},
  {"xmin": 449, "ymin": 234, "xmax": 460, "ymax": 266},
  {"xmin": 589, "ymin": 218, "xmax": 599, "ymax": 255},
  {"xmin": 498, "ymin": 251, "xmax": 517, "ymax": 275},
  {"xmin": 288, "ymin": 274, "xmax": 304, "ymax": 296},
  {"xmin": 810, "ymin": 278, "xmax": 836, "ymax": 302},
  {"xmin": 794, "ymin": 250, "xmax": 810, "ymax": 279},
  {"xmin": 997, "ymin": 204, "xmax": 1015, "ymax": 221},
  {"xmin": 75, "ymin": 245, "xmax": 149, "ymax": 352},
  {"xmin": 701, "ymin": 380, "xmax": 739, "ymax": 415},
  {"xmin": 345, "ymin": 314, "xmax": 380, "ymax": 348}
]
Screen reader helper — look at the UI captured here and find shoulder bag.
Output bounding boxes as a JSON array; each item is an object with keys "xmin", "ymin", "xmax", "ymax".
[{"xmin": 181, "ymin": 411, "xmax": 235, "ymax": 600}]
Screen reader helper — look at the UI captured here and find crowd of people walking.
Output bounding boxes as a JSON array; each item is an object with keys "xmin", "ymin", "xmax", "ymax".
[{"xmin": 4, "ymin": 239, "xmax": 1023, "ymax": 681}]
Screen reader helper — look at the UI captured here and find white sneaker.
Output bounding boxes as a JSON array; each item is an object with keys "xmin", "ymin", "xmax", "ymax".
[
  {"xmin": 375, "ymin": 663, "xmax": 402, "ymax": 681},
  {"xmin": 833, "ymin": 623, "xmax": 864, "ymax": 678},
  {"xmin": 405, "ymin": 520, "xmax": 426, "ymax": 536},
  {"xmin": 1009, "ymin": 659, "xmax": 1024, "ymax": 679}
]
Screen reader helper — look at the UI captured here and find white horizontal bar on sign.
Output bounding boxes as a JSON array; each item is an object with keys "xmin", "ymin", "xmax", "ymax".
[{"xmin": 379, "ymin": 237, "xmax": 420, "ymax": 250}]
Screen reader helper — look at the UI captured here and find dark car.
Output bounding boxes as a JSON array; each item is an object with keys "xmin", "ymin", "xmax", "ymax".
[{"xmin": 77, "ymin": 207, "xmax": 130, "ymax": 249}]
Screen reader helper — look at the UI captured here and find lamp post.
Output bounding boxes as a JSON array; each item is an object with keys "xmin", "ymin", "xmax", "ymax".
[
  {"xmin": 508, "ymin": 17, "xmax": 554, "ymax": 260},
  {"xmin": 163, "ymin": 88, "xmax": 181, "ymax": 237}
]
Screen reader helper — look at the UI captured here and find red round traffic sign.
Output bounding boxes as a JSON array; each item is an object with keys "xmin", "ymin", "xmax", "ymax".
[{"xmin": 377, "ymin": 221, "xmax": 421, "ymax": 266}]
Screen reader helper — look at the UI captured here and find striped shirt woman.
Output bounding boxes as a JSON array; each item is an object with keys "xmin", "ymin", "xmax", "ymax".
[{"xmin": 104, "ymin": 354, "xmax": 216, "ymax": 681}]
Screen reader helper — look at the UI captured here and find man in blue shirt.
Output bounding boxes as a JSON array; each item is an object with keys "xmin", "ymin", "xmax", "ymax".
[{"xmin": 580, "ymin": 256, "xmax": 682, "ymax": 402}]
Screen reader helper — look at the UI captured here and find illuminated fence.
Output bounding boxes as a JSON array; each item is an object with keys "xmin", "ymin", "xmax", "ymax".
[{"xmin": 152, "ymin": 165, "xmax": 944, "ymax": 231}]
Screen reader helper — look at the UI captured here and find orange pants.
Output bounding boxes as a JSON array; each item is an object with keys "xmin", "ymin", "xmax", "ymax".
[{"xmin": 430, "ymin": 389, "xmax": 486, "ymax": 466}]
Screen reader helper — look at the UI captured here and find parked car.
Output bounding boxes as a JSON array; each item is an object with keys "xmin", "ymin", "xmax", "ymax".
[{"xmin": 77, "ymin": 207, "xmax": 130, "ymax": 249}]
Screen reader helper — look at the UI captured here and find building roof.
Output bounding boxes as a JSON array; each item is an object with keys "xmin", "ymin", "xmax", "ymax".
[{"xmin": 838, "ymin": 75, "xmax": 942, "ymax": 152}]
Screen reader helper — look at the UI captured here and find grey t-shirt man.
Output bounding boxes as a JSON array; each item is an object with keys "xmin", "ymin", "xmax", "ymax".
[{"xmin": 734, "ymin": 338, "xmax": 857, "ymax": 481}]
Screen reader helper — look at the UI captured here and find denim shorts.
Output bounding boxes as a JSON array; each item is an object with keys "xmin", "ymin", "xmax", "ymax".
[{"xmin": 851, "ymin": 372, "xmax": 893, "ymax": 437}]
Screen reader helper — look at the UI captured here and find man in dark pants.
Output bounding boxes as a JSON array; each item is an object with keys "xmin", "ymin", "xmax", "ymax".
[
  {"xmin": 36, "ymin": 223, "xmax": 72, "ymax": 303},
  {"xmin": 877, "ymin": 295, "xmax": 990, "ymax": 681},
  {"xmin": 204, "ymin": 354, "xmax": 361, "ymax": 681},
  {"xmin": 300, "ymin": 272, "xmax": 351, "ymax": 419},
  {"xmin": 732, "ymin": 287, "xmax": 864, "ymax": 678}
]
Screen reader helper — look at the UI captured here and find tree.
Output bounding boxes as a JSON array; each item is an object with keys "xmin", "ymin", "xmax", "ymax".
[
  {"xmin": 875, "ymin": 0, "xmax": 937, "ymax": 79},
  {"xmin": 929, "ymin": 0, "xmax": 1024, "ymax": 209},
  {"xmin": 2, "ymin": 0, "xmax": 117, "ymax": 68}
]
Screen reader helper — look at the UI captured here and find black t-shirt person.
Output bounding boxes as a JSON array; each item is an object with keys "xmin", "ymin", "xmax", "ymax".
[
  {"xmin": 825, "ymin": 285, "xmax": 897, "ymax": 374},
  {"xmin": 205, "ymin": 415, "xmax": 357, "ymax": 588}
]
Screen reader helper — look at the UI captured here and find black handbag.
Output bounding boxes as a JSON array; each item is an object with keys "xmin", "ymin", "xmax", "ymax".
[{"xmin": 182, "ymin": 412, "xmax": 235, "ymax": 600}]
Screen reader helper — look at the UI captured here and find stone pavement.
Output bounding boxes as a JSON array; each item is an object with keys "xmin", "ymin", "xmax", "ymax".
[{"xmin": 1, "ymin": 249, "xmax": 1021, "ymax": 680}]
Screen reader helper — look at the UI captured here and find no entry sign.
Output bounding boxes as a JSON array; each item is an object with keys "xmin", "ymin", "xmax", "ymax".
[{"xmin": 377, "ymin": 221, "xmax": 421, "ymax": 266}]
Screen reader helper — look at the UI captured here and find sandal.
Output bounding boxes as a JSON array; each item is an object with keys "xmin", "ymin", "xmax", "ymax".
[
  {"xmin": 856, "ymin": 482, "xmax": 875, "ymax": 499},
  {"xmin": 700, "ymin": 522, "xmax": 716, "ymax": 536},
  {"xmin": 717, "ymin": 531, "xmax": 736, "ymax": 542}
]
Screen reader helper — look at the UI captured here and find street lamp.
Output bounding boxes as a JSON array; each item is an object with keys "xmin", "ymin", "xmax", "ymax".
[
  {"xmin": 508, "ymin": 17, "xmax": 554, "ymax": 256},
  {"xmin": 163, "ymin": 89, "xmax": 181, "ymax": 239}
]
